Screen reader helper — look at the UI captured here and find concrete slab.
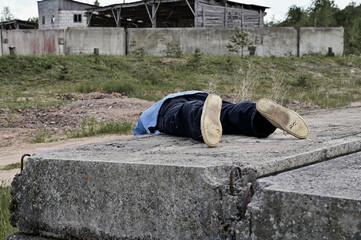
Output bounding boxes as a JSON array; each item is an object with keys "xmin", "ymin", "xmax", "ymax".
[
  {"xmin": 244, "ymin": 151, "xmax": 361, "ymax": 239},
  {"xmin": 7, "ymin": 107, "xmax": 361, "ymax": 239}
]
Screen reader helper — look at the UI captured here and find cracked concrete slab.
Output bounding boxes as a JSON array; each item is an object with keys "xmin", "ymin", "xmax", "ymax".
[
  {"xmin": 6, "ymin": 107, "xmax": 361, "ymax": 239},
  {"xmin": 244, "ymin": 151, "xmax": 361, "ymax": 240}
]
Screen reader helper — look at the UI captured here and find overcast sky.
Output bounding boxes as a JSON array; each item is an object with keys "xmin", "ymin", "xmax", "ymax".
[{"xmin": 0, "ymin": 0, "xmax": 360, "ymax": 22}]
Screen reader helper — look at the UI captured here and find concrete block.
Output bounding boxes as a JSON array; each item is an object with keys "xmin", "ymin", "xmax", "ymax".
[
  {"xmin": 3, "ymin": 29, "xmax": 64, "ymax": 55},
  {"xmin": 65, "ymin": 27, "xmax": 126, "ymax": 55},
  {"xmin": 8, "ymin": 107, "xmax": 361, "ymax": 239},
  {"xmin": 127, "ymin": 27, "xmax": 298, "ymax": 57},
  {"xmin": 244, "ymin": 151, "xmax": 361, "ymax": 239},
  {"xmin": 300, "ymin": 27, "xmax": 344, "ymax": 56}
]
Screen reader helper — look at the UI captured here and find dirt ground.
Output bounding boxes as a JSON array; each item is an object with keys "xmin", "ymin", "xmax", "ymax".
[
  {"xmin": 0, "ymin": 93, "xmax": 154, "ymax": 183},
  {"xmin": 0, "ymin": 92, "xmax": 325, "ymax": 183}
]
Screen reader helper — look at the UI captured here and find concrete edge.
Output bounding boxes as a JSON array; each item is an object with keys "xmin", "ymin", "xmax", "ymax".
[{"xmin": 247, "ymin": 137, "xmax": 361, "ymax": 179}]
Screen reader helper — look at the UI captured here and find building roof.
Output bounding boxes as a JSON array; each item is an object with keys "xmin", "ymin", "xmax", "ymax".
[
  {"xmin": 87, "ymin": 0, "xmax": 269, "ymax": 12},
  {"xmin": 37, "ymin": 0, "xmax": 97, "ymax": 7},
  {"xmin": 0, "ymin": 19, "xmax": 38, "ymax": 30}
]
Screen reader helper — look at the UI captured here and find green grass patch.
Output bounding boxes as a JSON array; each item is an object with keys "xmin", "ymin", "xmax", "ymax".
[
  {"xmin": 0, "ymin": 182, "xmax": 18, "ymax": 239},
  {"xmin": 67, "ymin": 117, "xmax": 133, "ymax": 139},
  {"xmin": 1, "ymin": 54, "xmax": 360, "ymax": 110},
  {"xmin": 1, "ymin": 163, "xmax": 21, "ymax": 171}
]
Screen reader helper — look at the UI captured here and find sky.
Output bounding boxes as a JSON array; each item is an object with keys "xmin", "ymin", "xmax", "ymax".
[{"xmin": 0, "ymin": 0, "xmax": 360, "ymax": 22}]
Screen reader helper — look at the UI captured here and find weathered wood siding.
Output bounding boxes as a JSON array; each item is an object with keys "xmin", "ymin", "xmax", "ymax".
[{"xmin": 196, "ymin": 0, "xmax": 266, "ymax": 28}]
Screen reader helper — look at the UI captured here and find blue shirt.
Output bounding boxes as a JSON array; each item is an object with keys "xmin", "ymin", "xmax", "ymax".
[{"xmin": 134, "ymin": 91, "xmax": 204, "ymax": 136}]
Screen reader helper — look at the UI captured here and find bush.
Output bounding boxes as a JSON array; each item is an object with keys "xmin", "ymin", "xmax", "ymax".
[
  {"xmin": 163, "ymin": 42, "xmax": 183, "ymax": 58},
  {"xmin": 293, "ymin": 73, "xmax": 317, "ymax": 88}
]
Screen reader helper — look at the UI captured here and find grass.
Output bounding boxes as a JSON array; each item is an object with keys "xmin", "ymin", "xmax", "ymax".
[
  {"xmin": 28, "ymin": 117, "xmax": 133, "ymax": 143},
  {"xmin": 0, "ymin": 54, "xmax": 360, "ymax": 111},
  {"xmin": 0, "ymin": 54, "xmax": 360, "ymax": 114},
  {"xmin": 0, "ymin": 181, "xmax": 18, "ymax": 239},
  {"xmin": 1, "ymin": 163, "xmax": 21, "ymax": 171},
  {"xmin": 67, "ymin": 117, "xmax": 133, "ymax": 139}
]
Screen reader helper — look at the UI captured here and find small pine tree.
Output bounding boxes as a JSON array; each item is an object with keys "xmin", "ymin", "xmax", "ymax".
[
  {"xmin": 226, "ymin": 27, "xmax": 254, "ymax": 57},
  {"xmin": 94, "ymin": 0, "xmax": 100, "ymax": 6}
]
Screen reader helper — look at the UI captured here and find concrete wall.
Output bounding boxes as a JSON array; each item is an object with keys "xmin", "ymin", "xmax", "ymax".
[
  {"xmin": 300, "ymin": 27, "xmax": 344, "ymax": 56},
  {"xmin": 65, "ymin": 28, "xmax": 125, "ymax": 55},
  {"xmin": 128, "ymin": 27, "xmax": 298, "ymax": 57},
  {"xmin": 0, "ymin": 27, "xmax": 343, "ymax": 57},
  {"xmin": 0, "ymin": 28, "xmax": 126, "ymax": 56},
  {"xmin": 1, "ymin": 29, "xmax": 65, "ymax": 55}
]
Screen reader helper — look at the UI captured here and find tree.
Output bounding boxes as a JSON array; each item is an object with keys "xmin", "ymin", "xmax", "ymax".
[
  {"xmin": 226, "ymin": 27, "xmax": 254, "ymax": 57},
  {"xmin": 308, "ymin": 0, "xmax": 338, "ymax": 27},
  {"xmin": 278, "ymin": 5, "xmax": 309, "ymax": 28},
  {"xmin": 27, "ymin": 17, "xmax": 39, "ymax": 23},
  {"xmin": 277, "ymin": 0, "xmax": 361, "ymax": 54},
  {"xmin": 335, "ymin": 2, "xmax": 361, "ymax": 55},
  {"xmin": 0, "ymin": 6, "xmax": 15, "ymax": 21},
  {"xmin": 94, "ymin": 0, "xmax": 100, "ymax": 6}
]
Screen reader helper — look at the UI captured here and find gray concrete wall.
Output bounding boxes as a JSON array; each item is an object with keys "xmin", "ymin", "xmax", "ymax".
[
  {"xmin": 65, "ymin": 27, "xmax": 125, "ymax": 55},
  {"xmin": 300, "ymin": 27, "xmax": 344, "ymax": 56},
  {"xmin": 1, "ymin": 29, "xmax": 65, "ymax": 55},
  {"xmin": 128, "ymin": 27, "xmax": 298, "ymax": 57},
  {"xmin": 0, "ymin": 27, "xmax": 344, "ymax": 57},
  {"xmin": 0, "ymin": 28, "xmax": 126, "ymax": 56}
]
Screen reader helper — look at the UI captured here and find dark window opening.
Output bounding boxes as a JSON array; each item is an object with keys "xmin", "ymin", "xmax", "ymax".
[
  {"xmin": 74, "ymin": 14, "xmax": 82, "ymax": 23},
  {"xmin": 42, "ymin": 16, "xmax": 45, "ymax": 25}
]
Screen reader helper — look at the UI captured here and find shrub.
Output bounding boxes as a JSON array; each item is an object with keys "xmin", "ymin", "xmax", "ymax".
[{"xmin": 163, "ymin": 42, "xmax": 183, "ymax": 58}]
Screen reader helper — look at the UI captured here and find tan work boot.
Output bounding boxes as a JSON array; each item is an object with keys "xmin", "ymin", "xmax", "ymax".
[
  {"xmin": 256, "ymin": 98, "xmax": 309, "ymax": 139},
  {"xmin": 201, "ymin": 94, "xmax": 223, "ymax": 147}
]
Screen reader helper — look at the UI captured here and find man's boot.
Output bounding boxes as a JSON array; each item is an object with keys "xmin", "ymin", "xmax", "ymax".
[
  {"xmin": 201, "ymin": 94, "xmax": 223, "ymax": 147},
  {"xmin": 256, "ymin": 98, "xmax": 309, "ymax": 139}
]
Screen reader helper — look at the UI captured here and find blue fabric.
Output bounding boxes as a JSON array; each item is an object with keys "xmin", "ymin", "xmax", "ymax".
[{"xmin": 134, "ymin": 91, "xmax": 204, "ymax": 136}]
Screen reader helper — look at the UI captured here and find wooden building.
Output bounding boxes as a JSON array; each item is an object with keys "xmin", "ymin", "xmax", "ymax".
[{"xmin": 86, "ymin": 0, "xmax": 268, "ymax": 28}]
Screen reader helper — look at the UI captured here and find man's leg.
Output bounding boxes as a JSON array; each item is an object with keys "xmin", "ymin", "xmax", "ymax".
[
  {"xmin": 220, "ymin": 99, "xmax": 309, "ymax": 139},
  {"xmin": 156, "ymin": 93, "xmax": 222, "ymax": 146},
  {"xmin": 220, "ymin": 100, "xmax": 276, "ymax": 138}
]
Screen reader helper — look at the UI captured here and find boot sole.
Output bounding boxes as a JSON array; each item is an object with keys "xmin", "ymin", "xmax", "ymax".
[
  {"xmin": 256, "ymin": 98, "xmax": 309, "ymax": 139},
  {"xmin": 201, "ymin": 94, "xmax": 223, "ymax": 147}
]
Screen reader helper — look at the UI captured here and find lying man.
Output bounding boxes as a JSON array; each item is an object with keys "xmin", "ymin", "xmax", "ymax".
[{"xmin": 134, "ymin": 91, "xmax": 309, "ymax": 147}]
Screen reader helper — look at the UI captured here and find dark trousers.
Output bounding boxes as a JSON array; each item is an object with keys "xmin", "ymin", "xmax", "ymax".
[{"xmin": 156, "ymin": 93, "xmax": 276, "ymax": 141}]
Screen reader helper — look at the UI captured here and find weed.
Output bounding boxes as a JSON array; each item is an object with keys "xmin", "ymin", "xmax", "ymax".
[
  {"xmin": 129, "ymin": 40, "xmax": 147, "ymax": 57},
  {"xmin": 0, "ymin": 181, "xmax": 18, "ymax": 239},
  {"xmin": 187, "ymin": 48, "xmax": 203, "ymax": 69},
  {"xmin": 103, "ymin": 80, "xmax": 136, "ymax": 94},
  {"xmin": 233, "ymin": 61, "xmax": 259, "ymax": 102},
  {"xmin": 269, "ymin": 72, "xmax": 290, "ymax": 105},
  {"xmin": 163, "ymin": 42, "xmax": 183, "ymax": 58},
  {"xmin": 67, "ymin": 117, "xmax": 133, "ymax": 138},
  {"xmin": 30, "ymin": 129, "xmax": 53, "ymax": 143},
  {"xmin": 1, "ymin": 163, "xmax": 21, "ymax": 170},
  {"xmin": 293, "ymin": 73, "xmax": 317, "ymax": 88}
]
